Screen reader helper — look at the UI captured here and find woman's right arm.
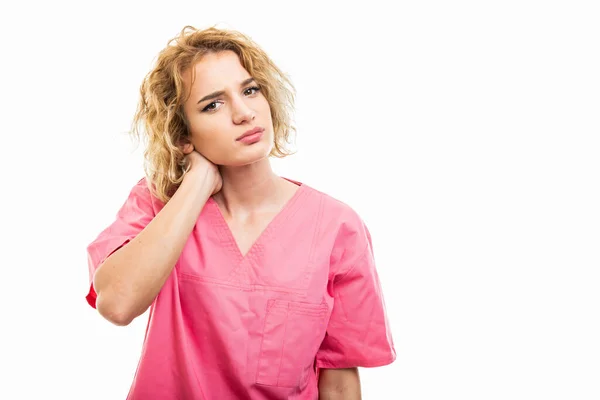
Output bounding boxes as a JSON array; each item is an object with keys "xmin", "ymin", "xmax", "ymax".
[{"xmin": 93, "ymin": 154, "xmax": 220, "ymax": 326}]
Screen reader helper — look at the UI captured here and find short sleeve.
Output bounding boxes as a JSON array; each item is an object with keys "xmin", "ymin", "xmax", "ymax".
[
  {"xmin": 85, "ymin": 178, "xmax": 156, "ymax": 309},
  {"xmin": 315, "ymin": 216, "xmax": 396, "ymax": 370}
]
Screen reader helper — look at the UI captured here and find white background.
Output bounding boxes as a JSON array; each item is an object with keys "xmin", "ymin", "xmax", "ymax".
[{"xmin": 0, "ymin": 0, "xmax": 598, "ymax": 399}]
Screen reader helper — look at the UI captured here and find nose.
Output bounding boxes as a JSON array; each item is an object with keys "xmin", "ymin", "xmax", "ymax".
[{"xmin": 231, "ymin": 97, "xmax": 255, "ymax": 124}]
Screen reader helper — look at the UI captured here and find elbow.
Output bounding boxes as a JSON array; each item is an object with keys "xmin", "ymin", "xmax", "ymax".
[
  {"xmin": 95, "ymin": 292, "xmax": 135, "ymax": 326},
  {"xmin": 108, "ymin": 312, "xmax": 134, "ymax": 327},
  {"xmin": 93, "ymin": 264, "xmax": 136, "ymax": 326}
]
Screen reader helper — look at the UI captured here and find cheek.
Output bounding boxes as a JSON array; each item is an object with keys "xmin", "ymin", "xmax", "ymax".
[
  {"xmin": 187, "ymin": 115, "xmax": 220, "ymax": 143},
  {"xmin": 192, "ymin": 130, "xmax": 225, "ymax": 154},
  {"xmin": 262, "ymin": 100, "xmax": 273, "ymax": 119}
]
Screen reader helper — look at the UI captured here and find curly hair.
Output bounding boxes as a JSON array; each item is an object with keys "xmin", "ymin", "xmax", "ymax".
[{"xmin": 129, "ymin": 24, "xmax": 297, "ymax": 204}]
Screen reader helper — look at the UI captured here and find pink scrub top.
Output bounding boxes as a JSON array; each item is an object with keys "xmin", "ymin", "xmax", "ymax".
[{"xmin": 86, "ymin": 177, "xmax": 396, "ymax": 399}]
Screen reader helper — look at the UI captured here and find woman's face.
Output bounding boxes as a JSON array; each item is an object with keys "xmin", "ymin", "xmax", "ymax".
[{"xmin": 181, "ymin": 50, "xmax": 274, "ymax": 166}]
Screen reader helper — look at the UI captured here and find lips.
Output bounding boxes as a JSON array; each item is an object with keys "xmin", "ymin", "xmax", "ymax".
[{"xmin": 236, "ymin": 127, "xmax": 264, "ymax": 141}]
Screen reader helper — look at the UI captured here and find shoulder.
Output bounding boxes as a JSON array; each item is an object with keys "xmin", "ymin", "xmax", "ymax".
[
  {"xmin": 123, "ymin": 176, "xmax": 154, "ymax": 203},
  {"xmin": 306, "ymin": 184, "xmax": 366, "ymax": 228},
  {"xmin": 117, "ymin": 176, "xmax": 161, "ymax": 216},
  {"xmin": 134, "ymin": 176, "xmax": 152, "ymax": 193},
  {"xmin": 303, "ymin": 184, "xmax": 373, "ymax": 276},
  {"xmin": 304, "ymin": 184, "xmax": 371, "ymax": 248}
]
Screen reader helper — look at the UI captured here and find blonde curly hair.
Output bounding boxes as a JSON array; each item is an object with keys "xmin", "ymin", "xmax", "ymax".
[{"xmin": 129, "ymin": 25, "xmax": 297, "ymax": 204}]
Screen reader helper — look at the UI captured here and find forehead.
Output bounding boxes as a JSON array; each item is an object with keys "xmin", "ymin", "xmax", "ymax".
[{"xmin": 187, "ymin": 51, "xmax": 250, "ymax": 91}]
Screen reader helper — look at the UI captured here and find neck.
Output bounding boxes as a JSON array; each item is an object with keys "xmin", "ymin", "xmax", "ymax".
[{"xmin": 214, "ymin": 158, "xmax": 282, "ymax": 215}]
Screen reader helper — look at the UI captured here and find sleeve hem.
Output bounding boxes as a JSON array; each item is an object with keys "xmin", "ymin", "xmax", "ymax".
[
  {"xmin": 316, "ymin": 353, "xmax": 396, "ymax": 369},
  {"xmin": 86, "ymin": 284, "xmax": 97, "ymax": 309}
]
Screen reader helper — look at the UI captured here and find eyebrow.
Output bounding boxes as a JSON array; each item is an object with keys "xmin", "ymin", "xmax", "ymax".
[{"xmin": 196, "ymin": 77, "xmax": 256, "ymax": 105}]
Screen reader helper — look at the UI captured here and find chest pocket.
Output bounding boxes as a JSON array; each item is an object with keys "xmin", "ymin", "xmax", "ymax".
[{"xmin": 256, "ymin": 299, "xmax": 329, "ymax": 388}]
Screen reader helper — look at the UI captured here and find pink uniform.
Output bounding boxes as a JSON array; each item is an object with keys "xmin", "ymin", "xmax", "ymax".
[{"xmin": 86, "ymin": 177, "xmax": 396, "ymax": 399}]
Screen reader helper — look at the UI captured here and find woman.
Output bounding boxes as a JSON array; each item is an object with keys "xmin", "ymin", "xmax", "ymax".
[{"xmin": 85, "ymin": 25, "xmax": 396, "ymax": 399}]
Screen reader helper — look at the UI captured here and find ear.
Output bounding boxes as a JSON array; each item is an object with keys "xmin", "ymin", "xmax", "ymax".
[{"xmin": 181, "ymin": 142, "xmax": 194, "ymax": 155}]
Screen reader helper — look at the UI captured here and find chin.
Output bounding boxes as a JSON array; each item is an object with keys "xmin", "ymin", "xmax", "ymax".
[{"xmin": 224, "ymin": 141, "xmax": 273, "ymax": 167}]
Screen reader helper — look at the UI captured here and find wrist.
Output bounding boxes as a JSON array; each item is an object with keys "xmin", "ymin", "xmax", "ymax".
[{"xmin": 180, "ymin": 170, "xmax": 215, "ymax": 201}]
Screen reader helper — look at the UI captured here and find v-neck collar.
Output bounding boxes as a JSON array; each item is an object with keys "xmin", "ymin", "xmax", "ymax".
[{"xmin": 206, "ymin": 177, "xmax": 308, "ymax": 264}]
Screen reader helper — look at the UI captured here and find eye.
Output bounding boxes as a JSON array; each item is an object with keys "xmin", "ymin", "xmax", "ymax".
[
  {"xmin": 244, "ymin": 86, "xmax": 261, "ymax": 96},
  {"xmin": 201, "ymin": 86, "xmax": 261, "ymax": 113},
  {"xmin": 202, "ymin": 101, "xmax": 220, "ymax": 112}
]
